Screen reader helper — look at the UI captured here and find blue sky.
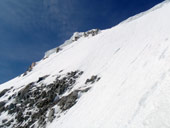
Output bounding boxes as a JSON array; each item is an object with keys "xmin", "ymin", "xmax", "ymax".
[{"xmin": 0, "ymin": 0, "xmax": 163, "ymax": 84}]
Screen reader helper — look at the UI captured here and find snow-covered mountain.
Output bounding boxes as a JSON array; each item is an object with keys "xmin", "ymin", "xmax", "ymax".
[{"xmin": 1, "ymin": 1, "xmax": 170, "ymax": 128}]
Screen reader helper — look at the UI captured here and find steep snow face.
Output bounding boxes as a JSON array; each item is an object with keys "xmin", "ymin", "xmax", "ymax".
[
  {"xmin": 1, "ymin": 1, "xmax": 170, "ymax": 128},
  {"xmin": 44, "ymin": 29, "xmax": 100, "ymax": 58}
]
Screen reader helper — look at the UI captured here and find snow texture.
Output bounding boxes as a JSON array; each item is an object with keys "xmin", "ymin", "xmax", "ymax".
[{"xmin": 1, "ymin": 0, "xmax": 170, "ymax": 128}]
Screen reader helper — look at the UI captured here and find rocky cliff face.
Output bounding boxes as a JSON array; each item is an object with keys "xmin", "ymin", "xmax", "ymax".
[
  {"xmin": 0, "ymin": 69, "xmax": 100, "ymax": 128},
  {"xmin": 0, "ymin": 29, "xmax": 101, "ymax": 128}
]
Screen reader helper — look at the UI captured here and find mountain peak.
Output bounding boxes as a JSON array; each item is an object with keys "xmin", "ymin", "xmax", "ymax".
[{"xmin": 44, "ymin": 29, "xmax": 100, "ymax": 58}]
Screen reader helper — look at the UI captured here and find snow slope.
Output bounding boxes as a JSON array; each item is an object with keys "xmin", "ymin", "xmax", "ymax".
[{"xmin": 1, "ymin": 0, "xmax": 170, "ymax": 128}]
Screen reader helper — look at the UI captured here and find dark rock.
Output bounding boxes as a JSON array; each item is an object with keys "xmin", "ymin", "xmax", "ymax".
[
  {"xmin": 2, "ymin": 119, "xmax": 7, "ymax": 123},
  {"xmin": 37, "ymin": 75, "xmax": 49, "ymax": 83},
  {"xmin": 80, "ymin": 87, "xmax": 91, "ymax": 93},
  {"xmin": 74, "ymin": 36, "xmax": 79, "ymax": 41},
  {"xmin": 58, "ymin": 86, "xmax": 66, "ymax": 95},
  {"xmin": 0, "ymin": 101, "xmax": 6, "ymax": 114},
  {"xmin": 33, "ymin": 89, "xmax": 39, "ymax": 97},
  {"xmin": 12, "ymin": 93, "xmax": 16, "ymax": 98},
  {"xmin": 85, "ymin": 75, "xmax": 100, "ymax": 84},
  {"xmin": 59, "ymin": 70, "xmax": 63, "ymax": 73},
  {"xmin": 16, "ymin": 112, "xmax": 24, "ymax": 122},
  {"xmin": 0, "ymin": 101, "xmax": 5, "ymax": 108},
  {"xmin": 79, "ymin": 71, "xmax": 84, "ymax": 75},
  {"xmin": 5, "ymin": 119, "xmax": 14, "ymax": 127},
  {"xmin": 23, "ymin": 72, "xmax": 27, "ymax": 76},
  {"xmin": 17, "ymin": 83, "xmax": 33, "ymax": 101},
  {"xmin": 8, "ymin": 105, "xmax": 20, "ymax": 115},
  {"xmin": 0, "ymin": 88, "xmax": 10, "ymax": 98},
  {"xmin": 2, "ymin": 70, "xmax": 84, "ymax": 128},
  {"xmin": 37, "ymin": 98, "xmax": 49, "ymax": 108},
  {"xmin": 41, "ymin": 91, "xmax": 47, "ymax": 99},
  {"xmin": 69, "ymin": 78, "xmax": 76, "ymax": 85},
  {"xmin": 28, "ymin": 62, "xmax": 36, "ymax": 72},
  {"xmin": 23, "ymin": 62, "xmax": 36, "ymax": 75},
  {"xmin": 48, "ymin": 108, "xmax": 55, "ymax": 122},
  {"xmin": 0, "ymin": 106, "xmax": 5, "ymax": 114},
  {"xmin": 32, "ymin": 113, "xmax": 38, "ymax": 121},
  {"xmin": 91, "ymin": 75, "xmax": 97, "ymax": 83},
  {"xmin": 70, "ymin": 71, "xmax": 77, "ymax": 76},
  {"xmin": 8, "ymin": 103, "xmax": 16, "ymax": 110},
  {"xmin": 24, "ymin": 116, "xmax": 29, "ymax": 121},
  {"xmin": 58, "ymin": 91, "xmax": 78, "ymax": 111},
  {"xmin": 26, "ymin": 111, "xmax": 32, "ymax": 116},
  {"xmin": 28, "ymin": 99, "xmax": 35, "ymax": 107},
  {"xmin": 97, "ymin": 77, "xmax": 101, "ymax": 81},
  {"xmin": 38, "ymin": 116, "xmax": 46, "ymax": 126},
  {"xmin": 56, "ymin": 47, "xmax": 62, "ymax": 53},
  {"xmin": 47, "ymin": 91, "xmax": 56, "ymax": 102},
  {"xmin": 5, "ymin": 121, "xmax": 12, "ymax": 127},
  {"xmin": 26, "ymin": 120, "xmax": 35, "ymax": 128},
  {"xmin": 85, "ymin": 79, "xmax": 90, "ymax": 84},
  {"xmin": 8, "ymin": 96, "xmax": 12, "ymax": 100},
  {"xmin": 6, "ymin": 103, "xmax": 19, "ymax": 114},
  {"xmin": 83, "ymin": 29, "xmax": 100, "ymax": 37}
]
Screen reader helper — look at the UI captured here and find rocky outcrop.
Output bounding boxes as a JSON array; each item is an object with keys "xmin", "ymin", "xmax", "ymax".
[
  {"xmin": 28, "ymin": 62, "xmax": 36, "ymax": 72},
  {"xmin": 37, "ymin": 75, "xmax": 49, "ymax": 83},
  {"xmin": 56, "ymin": 47, "xmax": 62, "ymax": 53},
  {"xmin": 58, "ymin": 90, "xmax": 79, "ymax": 111},
  {"xmin": 0, "ymin": 70, "xmax": 85, "ymax": 128},
  {"xmin": 44, "ymin": 29, "xmax": 100, "ymax": 58},
  {"xmin": 83, "ymin": 29, "xmax": 100, "ymax": 37},
  {"xmin": 0, "ymin": 88, "xmax": 10, "ymax": 98},
  {"xmin": 23, "ymin": 62, "xmax": 36, "ymax": 76},
  {"xmin": 71, "ymin": 29, "xmax": 100, "ymax": 42},
  {"xmin": 0, "ymin": 101, "xmax": 6, "ymax": 113},
  {"xmin": 0, "ymin": 70, "xmax": 101, "ymax": 128},
  {"xmin": 48, "ymin": 108, "xmax": 55, "ymax": 122},
  {"xmin": 85, "ymin": 75, "xmax": 101, "ymax": 84}
]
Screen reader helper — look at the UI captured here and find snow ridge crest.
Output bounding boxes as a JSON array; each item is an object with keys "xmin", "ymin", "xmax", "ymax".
[{"xmin": 44, "ymin": 29, "xmax": 100, "ymax": 58}]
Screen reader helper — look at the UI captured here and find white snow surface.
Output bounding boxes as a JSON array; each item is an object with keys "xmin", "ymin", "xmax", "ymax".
[
  {"xmin": 1, "ymin": 0, "xmax": 170, "ymax": 128},
  {"xmin": 44, "ymin": 29, "xmax": 100, "ymax": 58}
]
